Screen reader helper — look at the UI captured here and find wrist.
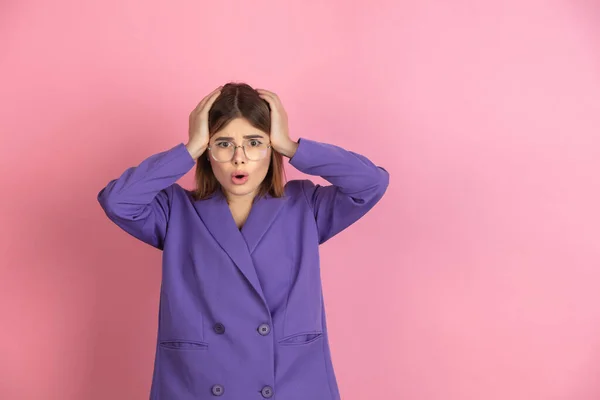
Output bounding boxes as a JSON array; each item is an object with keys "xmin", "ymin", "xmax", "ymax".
[
  {"xmin": 185, "ymin": 142, "xmax": 207, "ymax": 160},
  {"xmin": 277, "ymin": 139, "xmax": 299, "ymax": 158}
]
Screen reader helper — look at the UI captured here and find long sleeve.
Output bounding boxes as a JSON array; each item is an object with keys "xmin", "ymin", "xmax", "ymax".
[
  {"xmin": 289, "ymin": 137, "xmax": 390, "ymax": 244},
  {"xmin": 97, "ymin": 142, "xmax": 196, "ymax": 250}
]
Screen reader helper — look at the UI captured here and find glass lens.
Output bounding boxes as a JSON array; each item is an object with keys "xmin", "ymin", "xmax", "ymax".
[
  {"xmin": 210, "ymin": 139, "xmax": 269, "ymax": 162},
  {"xmin": 212, "ymin": 143, "xmax": 234, "ymax": 162},
  {"xmin": 244, "ymin": 139, "xmax": 268, "ymax": 161}
]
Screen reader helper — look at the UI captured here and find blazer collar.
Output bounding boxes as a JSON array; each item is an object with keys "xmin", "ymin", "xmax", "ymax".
[{"xmin": 192, "ymin": 187, "xmax": 288, "ymax": 302}]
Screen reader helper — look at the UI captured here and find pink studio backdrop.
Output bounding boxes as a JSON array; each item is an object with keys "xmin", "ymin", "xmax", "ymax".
[{"xmin": 1, "ymin": 1, "xmax": 600, "ymax": 399}]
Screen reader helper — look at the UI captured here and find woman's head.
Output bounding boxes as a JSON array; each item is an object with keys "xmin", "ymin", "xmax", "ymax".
[{"xmin": 192, "ymin": 82, "xmax": 286, "ymax": 202}]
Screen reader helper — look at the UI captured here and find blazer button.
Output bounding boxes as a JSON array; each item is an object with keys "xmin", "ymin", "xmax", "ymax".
[
  {"xmin": 213, "ymin": 323, "xmax": 225, "ymax": 334},
  {"xmin": 261, "ymin": 385, "xmax": 274, "ymax": 398},
  {"xmin": 211, "ymin": 384, "xmax": 224, "ymax": 396},
  {"xmin": 257, "ymin": 323, "xmax": 271, "ymax": 336}
]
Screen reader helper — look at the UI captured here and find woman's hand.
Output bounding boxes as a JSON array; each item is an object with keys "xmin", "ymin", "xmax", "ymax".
[
  {"xmin": 186, "ymin": 86, "xmax": 222, "ymax": 159},
  {"xmin": 257, "ymin": 88, "xmax": 299, "ymax": 158}
]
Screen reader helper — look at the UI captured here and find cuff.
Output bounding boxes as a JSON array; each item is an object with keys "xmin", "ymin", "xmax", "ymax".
[{"xmin": 288, "ymin": 137, "xmax": 319, "ymax": 169}]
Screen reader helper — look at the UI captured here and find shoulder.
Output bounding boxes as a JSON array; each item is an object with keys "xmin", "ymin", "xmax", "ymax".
[
  {"xmin": 284, "ymin": 179, "xmax": 317, "ymax": 198},
  {"xmin": 167, "ymin": 183, "xmax": 196, "ymax": 203},
  {"xmin": 283, "ymin": 179, "xmax": 322, "ymax": 212}
]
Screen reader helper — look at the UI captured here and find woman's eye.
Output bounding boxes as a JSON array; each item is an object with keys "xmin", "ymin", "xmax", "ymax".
[
  {"xmin": 249, "ymin": 140, "xmax": 261, "ymax": 147},
  {"xmin": 217, "ymin": 142, "xmax": 231, "ymax": 148}
]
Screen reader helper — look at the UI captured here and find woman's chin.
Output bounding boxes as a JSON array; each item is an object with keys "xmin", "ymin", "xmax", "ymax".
[{"xmin": 222, "ymin": 183, "xmax": 259, "ymax": 199}]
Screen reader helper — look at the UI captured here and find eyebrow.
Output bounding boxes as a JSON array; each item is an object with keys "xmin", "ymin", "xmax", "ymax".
[{"xmin": 214, "ymin": 134, "xmax": 265, "ymax": 142}]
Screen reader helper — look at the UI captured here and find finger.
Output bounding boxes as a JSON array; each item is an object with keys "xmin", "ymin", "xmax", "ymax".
[
  {"xmin": 256, "ymin": 88, "xmax": 273, "ymax": 94},
  {"xmin": 198, "ymin": 86, "xmax": 222, "ymax": 109},
  {"xmin": 258, "ymin": 91, "xmax": 281, "ymax": 109},
  {"xmin": 199, "ymin": 88, "xmax": 222, "ymax": 116},
  {"xmin": 257, "ymin": 90, "xmax": 277, "ymax": 103},
  {"xmin": 258, "ymin": 92, "xmax": 273, "ymax": 101},
  {"xmin": 193, "ymin": 91, "xmax": 220, "ymax": 117},
  {"xmin": 193, "ymin": 86, "xmax": 222, "ymax": 113},
  {"xmin": 258, "ymin": 93, "xmax": 276, "ymax": 110},
  {"xmin": 193, "ymin": 96, "xmax": 210, "ymax": 114},
  {"xmin": 257, "ymin": 88, "xmax": 279, "ymax": 99}
]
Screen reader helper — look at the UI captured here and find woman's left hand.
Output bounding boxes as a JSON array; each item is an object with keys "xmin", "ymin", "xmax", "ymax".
[{"xmin": 257, "ymin": 88, "xmax": 299, "ymax": 158}]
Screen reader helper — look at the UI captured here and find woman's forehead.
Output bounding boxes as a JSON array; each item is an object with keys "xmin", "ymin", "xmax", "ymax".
[{"xmin": 213, "ymin": 118, "xmax": 267, "ymax": 139}]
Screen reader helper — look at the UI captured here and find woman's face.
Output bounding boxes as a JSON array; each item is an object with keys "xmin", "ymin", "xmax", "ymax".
[{"xmin": 208, "ymin": 118, "xmax": 272, "ymax": 202}]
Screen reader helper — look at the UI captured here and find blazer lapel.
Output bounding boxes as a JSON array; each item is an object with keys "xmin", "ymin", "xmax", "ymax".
[
  {"xmin": 241, "ymin": 193, "xmax": 288, "ymax": 254},
  {"xmin": 192, "ymin": 189, "xmax": 267, "ymax": 305}
]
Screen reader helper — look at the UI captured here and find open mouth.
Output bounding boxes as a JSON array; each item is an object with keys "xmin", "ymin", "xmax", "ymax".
[{"xmin": 231, "ymin": 171, "xmax": 249, "ymax": 185}]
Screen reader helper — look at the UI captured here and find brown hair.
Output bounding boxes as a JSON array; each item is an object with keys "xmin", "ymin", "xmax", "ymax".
[{"xmin": 191, "ymin": 82, "xmax": 286, "ymax": 201}]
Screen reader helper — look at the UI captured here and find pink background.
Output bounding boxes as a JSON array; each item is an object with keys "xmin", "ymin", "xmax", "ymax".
[{"xmin": 2, "ymin": 0, "xmax": 600, "ymax": 399}]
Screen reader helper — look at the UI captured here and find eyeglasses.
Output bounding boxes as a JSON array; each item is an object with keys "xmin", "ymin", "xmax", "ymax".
[{"xmin": 208, "ymin": 139, "xmax": 271, "ymax": 162}]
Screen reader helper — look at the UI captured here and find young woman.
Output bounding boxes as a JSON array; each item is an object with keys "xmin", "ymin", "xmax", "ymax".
[{"xmin": 98, "ymin": 82, "xmax": 389, "ymax": 400}]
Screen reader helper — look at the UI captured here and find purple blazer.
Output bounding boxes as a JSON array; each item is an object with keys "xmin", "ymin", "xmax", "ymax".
[{"xmin": 97, "ymin": 137, "xmax": 389, "ymax": 400}]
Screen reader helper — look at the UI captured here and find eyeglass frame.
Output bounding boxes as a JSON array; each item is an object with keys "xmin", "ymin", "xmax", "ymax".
[{"xmin": 207, "ymin": 139, "xmax": 272, "ymax": 162}]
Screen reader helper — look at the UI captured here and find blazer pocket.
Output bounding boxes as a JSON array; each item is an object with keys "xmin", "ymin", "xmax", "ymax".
[
  {"xmin": 159, "ymin": 339, "xmax": 209, "ymax": 350},
  {"xmin": 278, "ymin": 331, "xmax": 323, "ymax": 346}
]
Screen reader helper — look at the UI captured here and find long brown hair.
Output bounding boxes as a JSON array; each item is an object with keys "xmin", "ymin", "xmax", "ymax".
[{"xmin": 191, "ymin": 82, "xmax": 286, "ymax": 201}]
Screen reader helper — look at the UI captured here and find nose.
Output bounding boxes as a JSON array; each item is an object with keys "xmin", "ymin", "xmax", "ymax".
[{"xmin": 232, "ymin": 145, "xmax": 246, "ymax": 164}]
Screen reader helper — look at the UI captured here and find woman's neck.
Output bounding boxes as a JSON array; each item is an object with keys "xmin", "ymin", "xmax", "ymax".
[{"xmin": 225, "ymin": 190, "xmax": 258, "ymax": 229}]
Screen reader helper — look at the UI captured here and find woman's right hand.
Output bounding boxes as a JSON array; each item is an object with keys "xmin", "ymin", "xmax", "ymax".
[{"xmin": 186, "ymin": 86, "xmax": 222, "ymax": 159}]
